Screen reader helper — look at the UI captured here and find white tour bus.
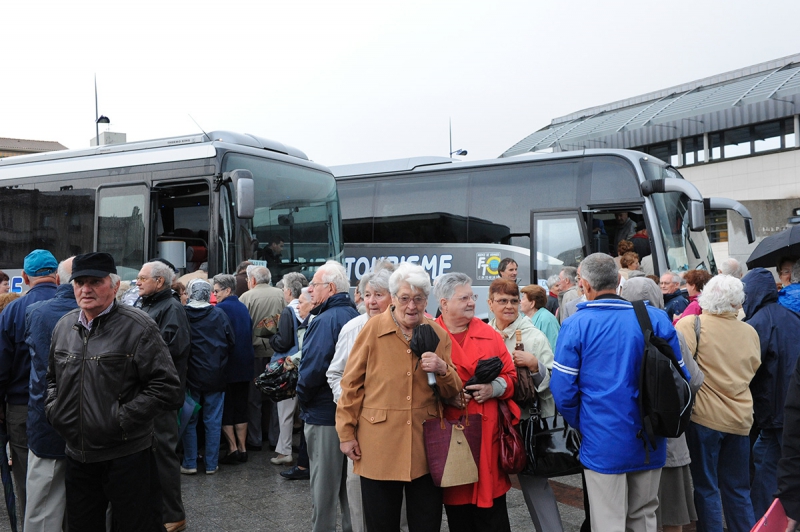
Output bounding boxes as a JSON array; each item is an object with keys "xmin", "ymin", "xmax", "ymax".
[
  {"xmin": 332, "ymin": 149, "xmax": 754, "ymax": 318},
  {"xmin": 0, "ymin": 131, "xmax": 342, "ymax": 291}
]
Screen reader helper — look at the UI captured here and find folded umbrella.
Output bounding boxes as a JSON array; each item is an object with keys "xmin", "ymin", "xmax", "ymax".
[
  {"xmin": 410, "ymin": 323, "xmax": 440, "ymax": 362},
  {"xmin": 464, "ymin": 356, "xmax": 503, "ymax": 394}
]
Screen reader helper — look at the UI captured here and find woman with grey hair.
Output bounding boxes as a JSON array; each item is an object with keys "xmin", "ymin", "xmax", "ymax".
[
  {"xmin": 327, "ymin": 260, "xmax": 397, "ymax": 532},
  {"xmin": 675, "ymin": 275, "xmax": 761, "ymax": 532},
  {"xmin": 336, "ymin": 262, "xmax": 462, "ymax": 532},
  {"xmin": 434, "ymin": 273, "xmax": 520, "ymax": 530},
  {"xmin": 267, "ymin": 271, "xmax": 309, "ymax": 466}
]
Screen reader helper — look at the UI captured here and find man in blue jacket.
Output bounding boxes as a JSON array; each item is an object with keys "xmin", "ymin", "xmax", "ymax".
[
  {"xmin": 551, "ymin": 253, "xmax": 687, "ymax": 532},
  {"xmin": 0, "ymin": 249, "xmax": 59, "ymax": 517},
  {"xmin": 297, "ymin": 260, "xmax": 359, "ymax": 532},
  {"xmin": 742, "ymin": 267, "xmax": 800, "ymax": 518},
  {"xmin": 23, "ymin": 256, "xmax": 76, "ymax": 530}
]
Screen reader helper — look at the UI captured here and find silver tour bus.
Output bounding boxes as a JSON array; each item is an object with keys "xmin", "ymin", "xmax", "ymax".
[
  {"xmin": 332, "ymin": 149, "xmax": 754, "ymax": 318},
  {"xmin": 0, "ymin": 131, "xmax": 342, "ymax": 290}
]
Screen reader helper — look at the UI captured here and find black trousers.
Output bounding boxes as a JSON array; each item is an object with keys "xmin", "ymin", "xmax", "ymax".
[
  {"xmin": 444, "ymin": 494, "xmax": 511, "ymax": 532},
  {"xmin": 65, "ymin": 447, "xmax": 163, "ymax": 532},
  {"xmin": 360, "ymin": 474, "xmax": 442, "ymax": 532}
]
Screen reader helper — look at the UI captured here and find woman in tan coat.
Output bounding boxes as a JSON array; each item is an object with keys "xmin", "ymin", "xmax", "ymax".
[
  {"xmin": 336, "ymin": 262, "xmax": 462, "ymax": 532},
  {"xmin": 675, "ymin": 274, "xmax": 761, "ymax": 532}
]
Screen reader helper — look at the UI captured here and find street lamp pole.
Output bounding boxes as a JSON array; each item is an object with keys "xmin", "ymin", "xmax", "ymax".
[{"xmin": 94, "ymin": 75, "xmax": 110, "ymax": 146}]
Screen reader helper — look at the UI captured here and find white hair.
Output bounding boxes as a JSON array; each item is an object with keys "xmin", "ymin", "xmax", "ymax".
[
  {"xmin": 389, "ymin": 262, "xmax": 431, "ymax": 297},
  {"xmin": 433, "ymin": 272, "xmax": 472, "ymax": 302},
  {"xmin": 144, "ymin": 261, "xmax": 175, "ymax": 288},
  {"xmin": 109, "ymin": 273, "xmax": 121, "ymax": 290},
  {"xmin": 791, "ymin": 261, "xmax": 800, "ymax": 284},
  {"xmin": 547, "ymin": 274, "xmax": 560, "ymax": 290},
  {"xmin": 698, "ymin": 274, "xmax": 745, "ymax": 314},
  {"xmin": 58, "ymin": 257, "xmax": 75, "ymax": 286},
  {"xmin": 317, "ymin": 260, "xmax": 350, "ymax": 293},
  {"xmin": 578, "ymin": 254, "xmax": 617, "ymax": 292},
  {"xmin": 719, "ymin": 258, "xmax": 743, "ymax": 279},
  {"xmin": 359, "ymin": 259, "xmax": 396, "ymax": 294},
  {"xmin": 248, "ymin": 266, "xmax": 272, "ymax": 285}
]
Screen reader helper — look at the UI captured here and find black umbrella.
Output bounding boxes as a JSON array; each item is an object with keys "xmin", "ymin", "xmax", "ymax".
[
  {"xmin": 0, "ymin": 423, "xmax": 17, "ymax": 532},
  {"xmin": 746, "ymin": 225, "xmax": 800, "ymax": 269},
  {"xmin": 464, "ymin": 356, "xmax": 503, "ymax": 394},
  {"xmin": 409, "ymin": 324, "xmax": 440, "ymax": 361},
  {"xmin": 410, "ymin": 324, "xmax": 441, "ymax": 387}
]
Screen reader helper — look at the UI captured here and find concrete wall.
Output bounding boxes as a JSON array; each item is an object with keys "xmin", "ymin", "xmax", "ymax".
[{"xmin": 679, "ymin": 150, "xmax": 800, "ymax": 270}]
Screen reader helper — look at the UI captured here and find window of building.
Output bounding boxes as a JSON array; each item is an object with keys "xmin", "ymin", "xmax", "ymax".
[
  {"xmin": 723, "ymin": 127, "xmax": 752, "ymax": 158},
  {"xmin": 753, "ymin": 121, "xmax": 782, "ymax": 153},
  {"xmin": 705, "ymin": 209, "xmax": 728, "ymax": 243}
]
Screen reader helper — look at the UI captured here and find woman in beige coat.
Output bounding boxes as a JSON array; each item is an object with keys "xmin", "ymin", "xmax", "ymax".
[{"xmin": 336, "ymin": 262, "xmax": 462, "ymax": 532}]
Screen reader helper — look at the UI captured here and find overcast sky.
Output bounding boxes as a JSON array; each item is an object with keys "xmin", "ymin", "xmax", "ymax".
[{"xmin": 2, "ymin": 0, "xmax": 798, "ymax": 167}]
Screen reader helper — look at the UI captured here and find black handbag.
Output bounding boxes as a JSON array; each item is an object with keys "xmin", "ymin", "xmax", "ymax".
[
  {"xmin": 519, "ymin": 401, "xmax": 582, "ymax": 478},
  {"xmin": 254, "ymin": 356, "xmax": 298, "ymax": 401}
]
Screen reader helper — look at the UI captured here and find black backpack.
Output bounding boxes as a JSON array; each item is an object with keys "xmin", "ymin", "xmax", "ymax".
[{"xmin": 632, "ymin": 300, "xmax": 694, "ymax": 460}]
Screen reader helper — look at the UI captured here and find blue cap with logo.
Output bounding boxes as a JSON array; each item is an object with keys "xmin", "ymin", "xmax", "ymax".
[{"xmin": 23, "ymin": 249, "xmax": 58, "ymax": 277}]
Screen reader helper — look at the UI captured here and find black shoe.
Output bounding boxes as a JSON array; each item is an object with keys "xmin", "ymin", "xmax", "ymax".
[
  {"xmin": 245, "ymin": 443, "xmax": 262, "ymax": 452},
  {"xmin": 238, "ymin": 451, "xmax": 248, "ymax": 463},
  {"xmin": 220, "ymin": 451, "xmax": 241, "ymax": 465},
  {"xmin": 280, "ymin": 465, "xmax": 310, "ymax": 480}
]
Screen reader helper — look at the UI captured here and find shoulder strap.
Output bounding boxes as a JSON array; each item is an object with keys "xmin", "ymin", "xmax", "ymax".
[
  {"xmin": 632, "ymin": 300, "xmax": 653, "ymax": 337},
  {"xmin": 693, "ymin": 314, "xmax": 701, "ymax": 360}
]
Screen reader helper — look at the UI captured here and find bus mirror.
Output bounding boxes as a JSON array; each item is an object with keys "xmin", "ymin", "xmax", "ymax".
[
  {"xmin": 225, "ymin": 169, "xmax": 255, "ymax": 219},
  {"xmin": 689, "ymin": 201, "xmax": 705, "ymax": 232},
  {"xmin": 704, "ymin": 197, "xmax": 756, "ymax": 244}
]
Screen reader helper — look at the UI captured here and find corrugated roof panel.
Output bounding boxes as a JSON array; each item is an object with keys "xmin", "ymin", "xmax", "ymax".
[{"xmin": 502, "ymin": 55, "xmax": 800, "ymax": 157}]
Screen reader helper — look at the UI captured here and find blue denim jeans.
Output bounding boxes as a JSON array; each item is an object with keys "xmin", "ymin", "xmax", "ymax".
[
  {"xmin": 687, "ymin": 422, "xmax": 755, "ymax": 532},
  {"xmin": 751, "ymin": 428, "xmax": 783, "ymax": 519},
  {"xmin": 181, "ymin": 389, "xmax": 225, "ymax": 472}
]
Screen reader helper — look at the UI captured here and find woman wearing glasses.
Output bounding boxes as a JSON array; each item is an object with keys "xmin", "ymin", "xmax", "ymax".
[
  {"xmin": 336, "ymin": 262, "xmax": 462, "ymax": 532},
  {"xmin": 434, "ymin": 273, "xmax": 518, "ymax": 531},
  {"xmin": 488, "ymin": 278, "xmax": 563, "ymax": 532}
]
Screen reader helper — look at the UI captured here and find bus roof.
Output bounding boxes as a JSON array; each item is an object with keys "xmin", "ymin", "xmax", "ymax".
[
  {"xmin": 330, "ymin": 148, "xmax": 661, "ymax": 180},
  {"xmin": 0, "ymin": 130, "xmax": 326, "ymax": 181}
]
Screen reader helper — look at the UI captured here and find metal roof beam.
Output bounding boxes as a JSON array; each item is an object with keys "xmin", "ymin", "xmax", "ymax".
[
  {"xmin": 766, "ymin": 67, "xmax": 800, "ymax": 100},
  {"xmin": 616, "ymin": 94, "xmax": 672, "ymax": 132},
  {"xmin": 732, "ymin": 66, "xmax": 784, "ymax": 106},
  {"xmin": 643, "ymin": 87, "xmax": 700, "ymax": 125}
]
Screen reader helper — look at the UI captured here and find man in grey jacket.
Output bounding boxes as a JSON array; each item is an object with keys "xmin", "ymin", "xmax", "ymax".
[{"xmin": 46, "ymin": 252, "xmax": 181, "ymax": 532}]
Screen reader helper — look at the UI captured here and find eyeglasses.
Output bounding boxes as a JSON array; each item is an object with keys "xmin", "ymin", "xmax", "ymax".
[
  {"xmin": 396, "ymin": 295, "xmax": 427, "ymax": 306},
  {"xmin": 308, "ymin": 281, "xmax": 333, "ymax": 289},
  {"xmin": 136, "ymin": 275, "xmax": 159, "ymax": 283},
  {"xmin": 491, "ymin": 297, "xmax": 520, "ymax": 306},
  {"xmin": 454, "ymin": 294, "xmax": 478, "ymax": 303},
  {"xmin": 213, "ymin": 288, "xmax": 230, "ymax": 295}
]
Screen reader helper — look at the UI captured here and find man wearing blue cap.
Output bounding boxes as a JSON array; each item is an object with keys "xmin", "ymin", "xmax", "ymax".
[{"xmin": 0, "ymin": 248, "xmax": 59, "ymax": 517}]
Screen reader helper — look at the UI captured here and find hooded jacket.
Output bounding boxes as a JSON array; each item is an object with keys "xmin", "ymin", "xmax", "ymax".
[
  {"xmin": 743, "ymin": 268, "xmax": 800, "ymax": 430},
  {"xmin": 778, "ymin": 283, "xmax": 800, "ymax": 314},
  {"xmin": 185, "ymin": 303, "xmax": 233, "ymax": 392},
  {"xmin": 297, "ymin": 292, "xmax": 359, "ymax": 426}
]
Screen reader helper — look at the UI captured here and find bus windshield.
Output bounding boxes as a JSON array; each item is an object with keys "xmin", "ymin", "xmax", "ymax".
[
  {"xmin": 643, "ymin": 160, "xmax": 716, "ymax": 272},
  {"xmin": 224, "ymin": 153, "xmax": 342, "ymax": 276}
]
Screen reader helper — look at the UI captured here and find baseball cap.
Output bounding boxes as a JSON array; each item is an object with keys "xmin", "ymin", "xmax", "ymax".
[
  {"xmin": 23, "ymin": 250, "xmax": 58, "ymax": 277},
  {"xmin": 70, "ymin": 252, "xmax": 117, "ymax": 281}
]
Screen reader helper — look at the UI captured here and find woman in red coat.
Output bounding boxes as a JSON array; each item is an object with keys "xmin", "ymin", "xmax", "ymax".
[{"xmin": 434, "ymin": 272, "xmax": 519, "ymax": 531}]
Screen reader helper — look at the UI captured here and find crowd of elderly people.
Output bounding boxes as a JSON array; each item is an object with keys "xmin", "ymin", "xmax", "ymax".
[{"xmin": 5, "ymin": 246, "xmax": 800, "ymax": 532}]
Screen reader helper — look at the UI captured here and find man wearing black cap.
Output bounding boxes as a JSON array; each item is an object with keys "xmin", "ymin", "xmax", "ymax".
[
  {"xmin": 46, "ymin": 252, "xmax": 181, "ymax": 532},
  {"xmin": 0, "ymin": 248, "xmax": 59, "ymax": 515}
]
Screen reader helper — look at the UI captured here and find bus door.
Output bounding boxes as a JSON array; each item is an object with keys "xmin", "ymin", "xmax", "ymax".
[
  {"xmin": 530, "ymin": 209, "xmax": 589, "ymax": 286},
  {"xmin": 96, "ymin": 182, "xmax": 151, "ymax": 280},
  {"xmin": 151, "ymin": 181, "xmax": 212, "ymax": 276}
]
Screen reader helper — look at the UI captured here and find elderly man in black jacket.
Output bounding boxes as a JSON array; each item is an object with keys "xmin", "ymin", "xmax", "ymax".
[
  {"xmin": 137, "ymin": 260, "xmax": 191, "ymax": 532},
  {"xmin": 46, "ymin": 252, "xmax": 181, "ymax": 532}
]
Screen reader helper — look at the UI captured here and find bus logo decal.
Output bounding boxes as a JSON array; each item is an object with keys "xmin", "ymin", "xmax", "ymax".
[{"xmin": 476, "ymin": 253, "xmax": 501, "ymax": 281}]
